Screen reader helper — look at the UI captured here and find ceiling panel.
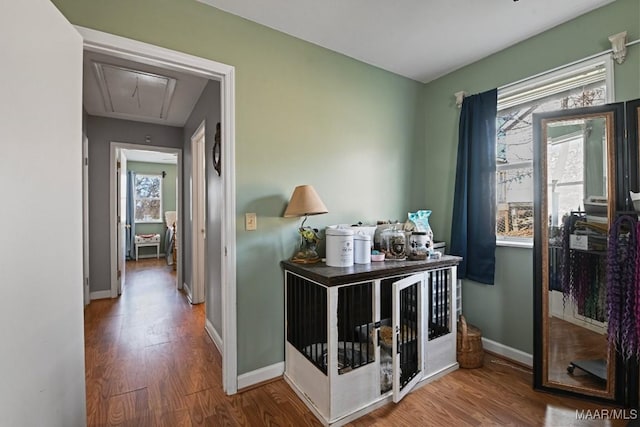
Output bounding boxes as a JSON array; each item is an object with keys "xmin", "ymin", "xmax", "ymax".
[
  {"xmin": 83, "ymin": 51, "xmax": 209, "ymax": 127},
  {"xmin": 94, "ymin": 62, "xmax": 177, "ymax": 121}
]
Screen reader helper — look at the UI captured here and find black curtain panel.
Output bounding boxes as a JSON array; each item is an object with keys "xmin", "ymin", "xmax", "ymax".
[{"xmin": 450, "ymin": 89, "xmax": 498, "ymax": 284}]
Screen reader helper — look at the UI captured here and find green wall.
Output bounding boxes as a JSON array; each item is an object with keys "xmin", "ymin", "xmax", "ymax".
[
  {"xmin": 53, "ymin": 0, "xmax": 640, "ymax": 376},
  {"xmin": 53, "ymin": 0, "xmax": 422, "ymax": 374},
  {"xmin": 419, "ymin": 0, "xmax": 640, "ymax": 354},
  {"xmin": 128, "ymin": 161, "xmax": 177, "ymax": 257}
]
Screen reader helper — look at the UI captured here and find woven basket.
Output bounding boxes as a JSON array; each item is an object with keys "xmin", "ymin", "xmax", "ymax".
[{"xmin": 456, "ymin": 315, "xmax": 484, "ymax": 368}]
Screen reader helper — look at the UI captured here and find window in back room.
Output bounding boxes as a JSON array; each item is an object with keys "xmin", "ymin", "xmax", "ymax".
[{"xmin": 135, "ymin": 173, "xmax": 163, "ymax": 223}]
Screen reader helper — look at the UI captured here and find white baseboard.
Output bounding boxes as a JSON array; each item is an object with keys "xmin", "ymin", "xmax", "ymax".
[
  {"xmin": 183, "ymin": 282, "xmax": 192, "ymax": 303},
  {"xmin": 90, "ymin": 290, "xmax": 112, "ymax": 300},
  {"xmin": 237, "ymin": 362, "xmax": 284, "ymax": 390},
  {"xmin": 134, "ymin": 253, "xmax": 166, "ymax": 260},
  {"xmin": 205, "ymin": 319, "xmax": 223, "ymax": 354},
  {"xmin": 482, "ymin": 337, "xmax": 533, "ymax": 367}
]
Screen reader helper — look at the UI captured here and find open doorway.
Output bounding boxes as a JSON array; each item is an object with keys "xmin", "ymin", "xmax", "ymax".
[
  {"xmin": 80, "ymin": 26, "xmax": 238, "ymax": 394},
  {"xmin": 111, "ymin": 144, "xmax": 182, "ymax": 296}
]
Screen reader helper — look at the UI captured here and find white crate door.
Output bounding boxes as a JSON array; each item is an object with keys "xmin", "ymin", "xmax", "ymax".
[{"xmin": 392, "ymin": 273, "xmax": 424, "ymax": 403}]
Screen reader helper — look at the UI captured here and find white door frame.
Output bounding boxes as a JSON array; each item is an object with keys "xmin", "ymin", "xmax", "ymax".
[
  {"xmin": 189, "ymin": 121, "xmax": 207, "ymax": 304},
  {"xmin": 109, "ymin": 142, "xmax": 183, "ymax": 297},
  {"xmin": 81, "ymin": 26, "xmax": 238, "ymax": 394},
  {"xmin": 82, "ymin": 133, "xmax": 90, "ymax": 306},
  {"xmin": 116, "ymin": 147, "xmax": 128, "ymax": 296}
]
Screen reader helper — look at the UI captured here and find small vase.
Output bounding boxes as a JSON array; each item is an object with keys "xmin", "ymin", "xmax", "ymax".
[{"xmin": 292, "ymin": 238, "xmax": 320, "ymax": 264}]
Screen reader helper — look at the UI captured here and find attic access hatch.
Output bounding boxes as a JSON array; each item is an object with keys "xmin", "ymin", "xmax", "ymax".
[{"xmin": 92, "ymin": 61, "xmax": 176, "ymax": 122}]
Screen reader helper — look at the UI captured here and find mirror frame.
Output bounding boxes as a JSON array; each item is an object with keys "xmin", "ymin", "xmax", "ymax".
[
  {"xmin": 628, "ymin": 98, "xmax": 640, "ymax": 408},
  {"xmin": 533, "ymin": 103, "xmax": 626, "ymax": 403},
  {"xmin": 628, "ymin": 99, "xmax": 640, "ymax": 197}
]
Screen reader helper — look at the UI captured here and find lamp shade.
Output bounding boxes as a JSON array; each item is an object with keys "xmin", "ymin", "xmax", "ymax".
[{"xmin": 283, "ymin": 185, "xmax": 328, "ymax": 217}]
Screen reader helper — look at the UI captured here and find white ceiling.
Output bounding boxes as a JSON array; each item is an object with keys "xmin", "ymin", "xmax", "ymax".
[
  {"xmin": 83, "ymin": 51, "xmax": 208, "ymax": 126},
  {"xmin": 198, "ymin": 0, "xmax": 614, "ymax": 83}
]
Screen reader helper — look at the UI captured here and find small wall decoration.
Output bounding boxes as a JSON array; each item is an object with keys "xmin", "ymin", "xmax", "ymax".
[{"xmin": 213, "ymin": 122, "xmax": 221, "ymax": 176}]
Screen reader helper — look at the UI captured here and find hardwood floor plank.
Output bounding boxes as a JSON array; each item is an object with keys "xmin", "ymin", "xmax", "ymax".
[
  {"xmin": 150, "ymin": 408, "xmax": 192, "ymax": 427},
  {"xmin": 146, "ymin": 375, "xmax": 190, "ymax": 413},
  {"xmin": 85, "ymin": 258, "xmax": 630, "ymax": 427},
  {"xmin": 104, "ymin": 388, "xmax": 150, "ymax": 426},
  {"xmin": 185, "ymin": 390, "xmax": 216, "ymax": 425},
  {"xmin": 204, "ymin": 404, "xmax": 239, "ymax": 427},
  {"xmin": 106, "ymin": 357, "xmax": 148, "ymax": 397}
]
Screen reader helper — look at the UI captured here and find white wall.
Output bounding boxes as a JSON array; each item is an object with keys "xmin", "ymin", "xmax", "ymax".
[{"xmin": 0, "ymin": 1, "xmax": 86, "ymax": 425}]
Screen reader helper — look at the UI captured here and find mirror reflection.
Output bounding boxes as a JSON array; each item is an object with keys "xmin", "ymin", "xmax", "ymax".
[{"xmin": 543, "ymin": 114, "xmax": 615, "ymax": 396}]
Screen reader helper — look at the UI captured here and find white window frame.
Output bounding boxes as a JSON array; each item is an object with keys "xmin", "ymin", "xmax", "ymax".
[
  {"xmin": 496, "ymin": 55, "xmax": 614, "ymax": 248},
  {"xmin": 134, "ymin": 173, "xmax": 164, "ymax": 223}
]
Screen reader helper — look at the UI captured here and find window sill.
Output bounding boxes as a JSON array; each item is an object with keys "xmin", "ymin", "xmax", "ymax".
[{"xmin": 496, "ymin": 239, "xmax": 533, "ymax": 249}]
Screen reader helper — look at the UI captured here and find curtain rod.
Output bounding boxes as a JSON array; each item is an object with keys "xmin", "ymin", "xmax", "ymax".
[
  {"xmin": 454, "ymin": 37, "xmax": 640, "ymax": 105},
  {"xmin": 500, "ymin": 37, "xmax": 640, "ymax": 92}
]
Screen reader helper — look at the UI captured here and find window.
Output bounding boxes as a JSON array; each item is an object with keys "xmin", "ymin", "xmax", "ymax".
[
  {"xmin": 495, "ymin": 57, "xmax": 612, "ymax": 244},
  {"xmin": 134, "ymin": 173, "xmax": 163, "ymax": 223}
]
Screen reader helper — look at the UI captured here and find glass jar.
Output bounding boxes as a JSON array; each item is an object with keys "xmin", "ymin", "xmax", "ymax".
[
  {"xmin": 408, "ymin": 231, "xmax": 429, "ymax": 261},
  {"xmin": 380, "ymin": 226, "xmax": 406, "ymax": 260},
  {"xmin": 373, "ymin": 221, "xmax": 391, "ymax": 251}
]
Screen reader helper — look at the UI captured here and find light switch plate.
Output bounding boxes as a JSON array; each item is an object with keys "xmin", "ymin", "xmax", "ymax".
[{"xmin": 245, "ymin": 213, "xmax": 257, "ymax": 231}]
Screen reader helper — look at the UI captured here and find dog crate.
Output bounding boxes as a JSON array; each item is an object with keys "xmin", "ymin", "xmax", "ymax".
[
  {"xmin": 424, "ymin": 267, "xmax": 457, "ymax": 379},
  {"xmin": 286, "ymin": 273, "xmax": 328, "ymax": 373},
  {"xmin": 283, "ymin": 257, "xmax": 460, "ymax": 425},
  {"xmin": 285, "ymin": 274, "xmax": 382, "ymax": 424}
]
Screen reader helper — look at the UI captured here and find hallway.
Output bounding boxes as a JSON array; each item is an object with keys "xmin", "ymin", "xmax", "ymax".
[
  {"xmin": 84, "ymin": 258, "xmax": 222, "ymax": 425},
  {"xmin": 84, "ymin": 259, "xmax": 319, "ymax": 426}
]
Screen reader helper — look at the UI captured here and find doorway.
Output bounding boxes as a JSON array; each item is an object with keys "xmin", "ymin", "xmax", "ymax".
[
  {"xmin": 80, "ymin": 26, "xmax": 238, "ymax": 395},
  {"xmin": 110, "ymin": 144, "xmax": 182, "ymax": 297}
]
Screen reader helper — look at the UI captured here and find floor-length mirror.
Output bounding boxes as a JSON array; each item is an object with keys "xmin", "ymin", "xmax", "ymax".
[{"xmin": 533, "ymin": 104, "xmax": 624, "ymax": 402}]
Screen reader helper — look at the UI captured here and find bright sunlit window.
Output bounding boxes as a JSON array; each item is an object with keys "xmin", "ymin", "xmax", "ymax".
[
  {"xmin": 134, "ymin": 173, "xmax": 163, "ymax": 223},
  {"xmin": 495, "ymin": 57, "xmax": 612, "ymax": 246}
]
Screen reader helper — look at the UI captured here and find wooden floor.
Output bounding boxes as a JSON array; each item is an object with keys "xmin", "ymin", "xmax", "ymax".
[
  {"xmin": 85, "ymin": 259, "xmax": 628, "ymax": 426},
  {"xmin": 549, "ymin": 316, "xmax": 608, "ymax": 390}
]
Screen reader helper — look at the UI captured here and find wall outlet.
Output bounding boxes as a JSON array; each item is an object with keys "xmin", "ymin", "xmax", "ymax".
[{"xmin": 245, "ymin": 213, "xmax": 257, "ymax": 231}]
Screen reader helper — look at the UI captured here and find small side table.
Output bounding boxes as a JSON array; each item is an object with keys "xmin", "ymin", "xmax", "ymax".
[{"xmin": 134, "ymin": 234, "xmax": 161, "ymax": 261}]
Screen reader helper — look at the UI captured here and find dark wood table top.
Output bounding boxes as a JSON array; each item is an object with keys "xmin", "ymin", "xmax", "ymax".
[{"xmin": 281, "ymin": 255, "xmax": 461, "ymax": 286}]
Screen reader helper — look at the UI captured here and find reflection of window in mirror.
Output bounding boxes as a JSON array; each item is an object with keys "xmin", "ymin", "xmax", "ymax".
[
  {"xmin": 547, "ymin": 126, "xmax": 585, "ymax": 228},
  {"xmin": 546, "ymin": 117, "xmax": 608, "ymax": 228}
]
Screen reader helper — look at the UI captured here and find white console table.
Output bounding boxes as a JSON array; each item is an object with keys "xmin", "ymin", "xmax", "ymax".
[{"xmin": 134, "ymin": 234, "xmax": 160, "ymax": 261}]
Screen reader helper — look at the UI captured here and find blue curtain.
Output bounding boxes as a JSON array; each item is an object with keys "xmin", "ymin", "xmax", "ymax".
[
  {"xmin": 126, "ymin": 171, "xmax": 136, "ymax": 260},
  {"xmin": 450, "ymin": 89, "xmax": 497, "ymax": 284}
]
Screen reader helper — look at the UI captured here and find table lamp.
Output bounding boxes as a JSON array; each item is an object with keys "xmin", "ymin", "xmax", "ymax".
[{"xmin": 284, "ymin": 185, "xmax": 328, "ymax": 263}]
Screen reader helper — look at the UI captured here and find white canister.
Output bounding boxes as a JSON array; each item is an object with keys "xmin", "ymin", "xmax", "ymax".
[
  {"xmin": 326, "ymin": 228, "xmax": 354, "ymax": 267},
  {"xmin": 354, "ymin": 234, "xmax": 372, "ymax": 264}
]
